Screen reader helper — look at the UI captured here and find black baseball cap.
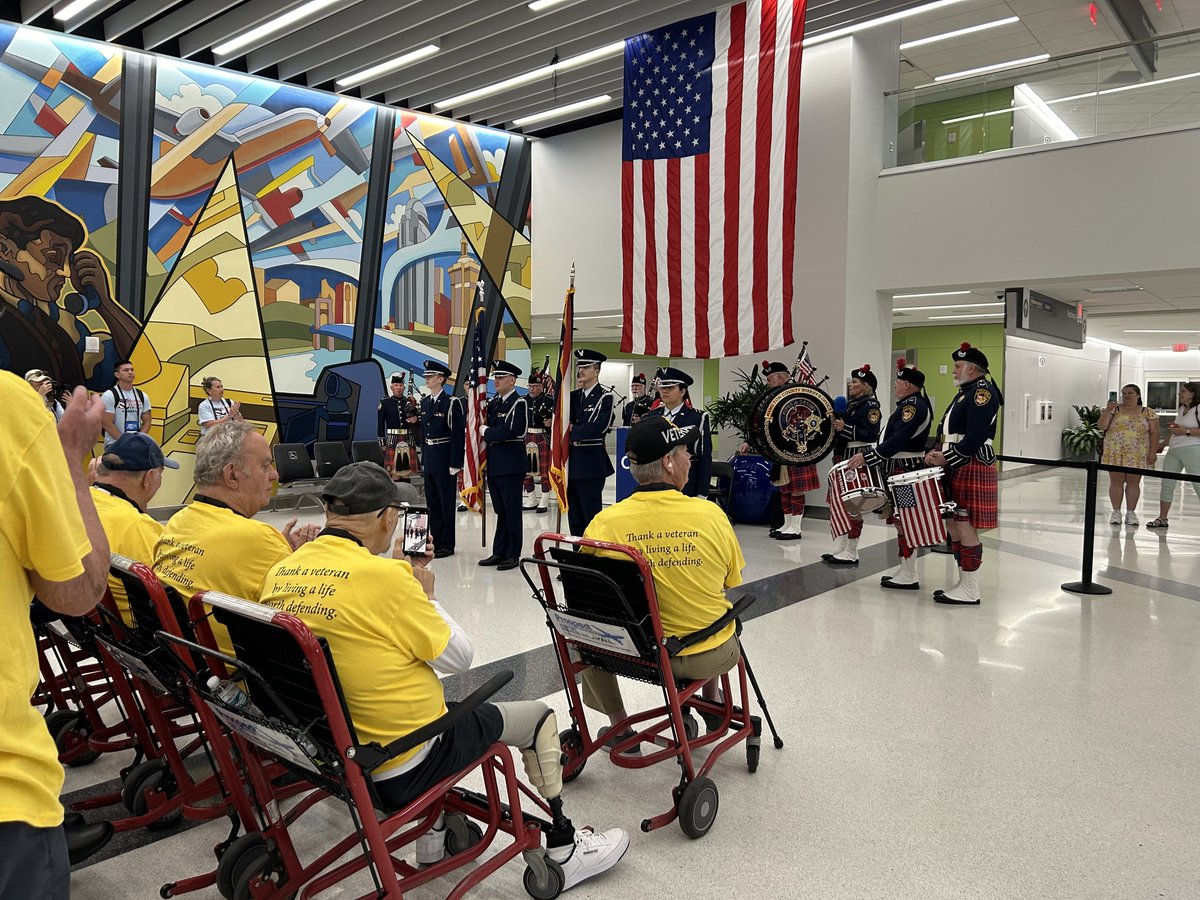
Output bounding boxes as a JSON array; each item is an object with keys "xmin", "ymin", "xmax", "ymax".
[
  {"xmin": 626, "ymin": 418, "xmax": 699, "ymax": 464},
  {"xmin": 102, "ymin": 433, "xmax": 180, "ymax": 471},
  {"xmin": 322, "ymin": 462, "xmax": 406, "ymax": 515}
]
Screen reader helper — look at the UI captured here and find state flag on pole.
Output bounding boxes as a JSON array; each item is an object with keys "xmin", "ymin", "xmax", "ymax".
[{"xmin": 620, "ymin": 0, "xmax": 807, "ymax": 358}]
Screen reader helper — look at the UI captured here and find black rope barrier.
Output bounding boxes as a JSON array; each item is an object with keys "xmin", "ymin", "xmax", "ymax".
[{"xmin": 998, "ymin": 454, "xmax": 1200, "ymax": 596}]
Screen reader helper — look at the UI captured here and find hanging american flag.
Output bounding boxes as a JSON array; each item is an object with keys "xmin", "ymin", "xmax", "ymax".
[
  {"xmin": 620, "ymin": 0, "xmax": 806, "ymax": 358},
  {"xmin": 889, "ymin": 471, "xmax": 948, "ymax": 548},
  {"xmin": 460, "ymin": 303, "xmax": 489, "ymax": 512},
  {"xmin": 548, "ymin": 269, "xmax": 575, "ymax": 514}
]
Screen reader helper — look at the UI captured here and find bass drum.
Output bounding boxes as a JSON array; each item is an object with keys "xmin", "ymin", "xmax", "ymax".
[{"xmin": 747, "ymin": 383, "xmax": 837, "ymax": 466}]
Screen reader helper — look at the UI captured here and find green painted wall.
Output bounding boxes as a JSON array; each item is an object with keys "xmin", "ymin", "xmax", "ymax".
[
  {"xmin": 899, "ymin": 88, "xmax": 1014, "ymax": 162},
  {"xmin": 892, "ymin": 324, "xmax": 1005, "ymax": 452}
]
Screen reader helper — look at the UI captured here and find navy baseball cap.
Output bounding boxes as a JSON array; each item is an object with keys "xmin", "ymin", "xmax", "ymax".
[
  {"xmin": 102, "ymin": 433, "xmax": 180, "ymax": 471},
  {"xmin": 322, "ymin": 462, "xmax": 406, "ymax": 515}
]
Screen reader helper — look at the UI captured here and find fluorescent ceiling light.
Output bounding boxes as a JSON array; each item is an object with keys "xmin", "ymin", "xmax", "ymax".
[
  {"xmin": 895, "ymin": 302, "xmax": 1004, "ymax": 312},
  {"xmin": 803, "ymin": 0, "xmax": 974, "ymax": 47},
  {"xmin": 1086, "ymin": 285, "xmax": 1142, "ymax": 294},
  {"xmin": 1049, "ymin": 70, "xmax": 1200, "ymax": 106},
  {"xmin": 934, "ymin": 54, "xmax": 1049, "ymax": 83},
  {"xmin": 942, "ymin": 107, "xmax": 1021, "ymax": 125},
  {"xmin": 576, "ymin": 313, "xmax": 623, "ymax": 320},
  {"xmin": 512, "ymin": 94, "xmax": 613, "ymax": 127},
  {"xmin": 891, "ymin": 291, "xmax": 972, "ymax": 299},
  {"xmin": 336, "ymin": 43, "xmax": 440, "ymax": 88},
  {"xmin": 529, "ymin": 0, "xmax": 571, "ymax": 9},
  {"xmin": 1013, "ymin": 83, "xmax": 1076, "ymax": 142},
  {"xmin": 927, "ymin": 313, "xmax": 1005, "ymax": 320},
  {"xmin": 214, "ymin": 0, "xmax": 341, "ymax": 57},
  {"xmin": 436, "ymin": 42, "xmax": 623, "ymax": 110},
  {"xmin": 900, "ymin": 16, "xmax": 1020, "ymax": 51},
  {"xmin": 55, "ymin": 0, "xmax": 106, "ymax": 19},
  {"xmin": 1124, "ymin": 329, "xmax": 1200, "ymax": 334}
]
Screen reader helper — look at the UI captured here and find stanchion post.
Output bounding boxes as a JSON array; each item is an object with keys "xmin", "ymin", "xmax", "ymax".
[{"xmin": 1061, "ymin": 460, "xmax": 1113, "ymax": 596}]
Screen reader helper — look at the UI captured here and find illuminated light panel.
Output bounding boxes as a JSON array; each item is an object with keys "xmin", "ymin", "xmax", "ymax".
[
  {"xmin": 435, "ymin": 42, "xmax": 624, "ymax": 111},
  {"xmin": 1013, "ymin": 83, "xmax": 1077, "ymax": 141},
  {"xmin": 55, "ymin": 0, "xmax": 107, "ymax": 19},
  {"xmin": 891, "ymin": 291, "xmax": 973, "ymax": 299},
  {"xmin": 933, "ymin": 54, "xmax": 1050, "ymax": 83},
  {"xmin": 803, "ymin": 0, "xmax": 975, "ymax": 47},
  {"xmin": 900, "ymin": 16, "xmax": 1020, "ymax": 51},
  {"xmin": 512, "ymin": 94, "xmax": 613, "ymax": 127},
  {"xmin": 927, "ymin": 313, "xmax": 1005, "ymax": 320},
  {"xmin": 214, "ymin": 0, "xmax": 342, "ymax": 57},
  {"xmin": 895, "ymin": 302, "xmax": 1004, "ymax": 312},
  {"xmin": 336, "ymin": 43, "xmax": 441, "ymax": 88}
]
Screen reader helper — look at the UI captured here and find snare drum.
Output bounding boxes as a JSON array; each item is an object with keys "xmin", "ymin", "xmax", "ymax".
[
  {"xmin": 886, "ymin": 466, "xmax": 950, "ymax": 547},
  {"xmin": 830, "ymin": 459, "xmax": 887, "ymax": 514}
]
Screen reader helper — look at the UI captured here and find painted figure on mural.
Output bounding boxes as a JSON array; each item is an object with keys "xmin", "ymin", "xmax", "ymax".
[{"xmin": 0, "ymin": 196, "xmax": 139, "ymax": 391}]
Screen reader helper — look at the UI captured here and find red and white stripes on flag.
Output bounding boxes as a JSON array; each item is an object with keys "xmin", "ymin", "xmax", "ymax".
[
  {"xmin": 548, "ymin": 280, "xmax": 574, "ymax": 514},
  {"xmin": 890, "ymin": 473, "xmax": 948, "ymax": 549},
  {"xmin": 828, "ymin": 478, "xmax": 855, "ymax": 538},
  {"xmin": 460, "ymin": 306, "xmax": 489, "ymax": 512},
  {"xmin": 620, "ymin": 0, "xmax": 806, "ymax": 358}
]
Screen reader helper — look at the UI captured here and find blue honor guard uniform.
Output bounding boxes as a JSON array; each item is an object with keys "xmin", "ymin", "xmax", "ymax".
[
  {"xmin": 419, "ymin": 361, "xmax": 464, "ymax": 557},
  {"xmin": 482, "ymin": 360, "xmax": 527, "ymax": 569},
  {"xmin": 567, "ymin": 348, "xmax": 615, "ymax": 536},
  {"xmin": 643, "ymin": 366, "xmax": 711, "ymax": 498}
]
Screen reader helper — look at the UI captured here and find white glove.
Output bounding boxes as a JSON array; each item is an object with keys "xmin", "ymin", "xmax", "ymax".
[{"xmin": 450, "ymin": 467, "xmax": 461, "ymax": 475}]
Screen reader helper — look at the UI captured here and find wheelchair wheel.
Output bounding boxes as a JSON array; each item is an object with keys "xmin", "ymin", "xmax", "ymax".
[
  {"xmin": 47, "ymin": 710, "xmax": 100, "ymax": 767},
  {"xmin": 230, "ymin": 841, "xmax": 281, "ymax": 900},
  {"xmin": 746, "ymin": 741, "xmax": 760, "ymax": 774},
  {"xmin": 216, "ymin": 832, "xmax": 266, "ymax": 898},
  {"xmin": 444, "ymin": 814, "xmax": 483, "ymax": 855},
  {"xmin": 677, "ymin": 776, "xmax": 719, "ymax": 839},
  {"xmin": 522, "ymin": 858, "xmax": 565, "ymax": 900},
  {"xmin": 121, "ymin": 759, "xmax": 182, "ymax": 829},
  {"xmin": 559, "ymin": 728, "xmax": 586, "ymax": 784}
]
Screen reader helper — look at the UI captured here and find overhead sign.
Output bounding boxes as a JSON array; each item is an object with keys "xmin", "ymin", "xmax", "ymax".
[{"xmin": 1005, "ymin": 287, "xmax": 1086, "ymax": 349}]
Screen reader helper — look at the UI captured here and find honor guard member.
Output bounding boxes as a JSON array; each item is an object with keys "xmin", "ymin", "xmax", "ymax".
[
  {"xmin": 822, "ymin": 364, "xmax": 882, "ymax": 566},
  {"xmin": 419, "ymin": 361, "xmax": 465, "ymax": 559},
  {"xmin": 567, "ymin": 349, "xmax": 615, "ymax": 536},
  {"xmin": 523, "ymin": 370, "xmax": 555, "ymax": 513},
  {"xmin": 622, "ymin": 373, "xmax": 649, "ymax": 426},
  {"xmin": 754, "ymin": 361, "xmax": 818, "ymax": 541},
  {"xmin": 924, "ymin": 343, "xmax": 1003, "ymax": 605},
  {"xmin": 378, "ymin": 374, "xmax": 407, "ymax": 472},
  {"xmin": 845, "ymin": 360, "xmax": 933, "ymax": 589},
  {"xmin": 481, "ymin": 360, "xmax": 527, "ymax": 571},
  {"xmin": 644, "ymin": 366, "xmax": 711, "ymax": 498}
]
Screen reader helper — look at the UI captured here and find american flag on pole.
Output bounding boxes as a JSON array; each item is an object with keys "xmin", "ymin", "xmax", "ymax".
[
  {"xmin": 460, "ymin": 305, "xmax": 488, "ymax": 512},
  {"xmin": 620, "ymin": 0, "xmax": 806, "ymax": 358},
  {"xmin": 890, "ymin": 473, "xmax": 948, "ymax": 548},
  {"xmin": 793, "ymin": 343, "xmax": 816, "ymax": 385},
  {"xmin": 548, "ymin": 271, "xmax": 575, "ymax": 514}
]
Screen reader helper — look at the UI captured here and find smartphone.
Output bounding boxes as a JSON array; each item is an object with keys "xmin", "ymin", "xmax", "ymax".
[
  {"xmin": 402, "ymin": 507, "xmax": 430, "ymax": 556},
  {"xmin": 1108, "ymin": 391, "xmax": 1118, "ymax": 402}
]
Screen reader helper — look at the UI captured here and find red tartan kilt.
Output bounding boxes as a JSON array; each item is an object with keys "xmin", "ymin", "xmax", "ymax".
[
  {"xmin": 947, "ymin": 460, "xmax": 998, "ymax": 530},
  {"xmin": 782, "ymin": 463, "xmax": 821, "ymax": 495},
  {"xmin": 525, "ymin": 433, "xmax": 551, "ymax": 483}
]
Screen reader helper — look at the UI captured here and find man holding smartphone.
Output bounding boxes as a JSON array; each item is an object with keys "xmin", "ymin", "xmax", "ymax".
[{"xmin": 259, "ymin": 463, "xmax": 629, "ymax": 888}]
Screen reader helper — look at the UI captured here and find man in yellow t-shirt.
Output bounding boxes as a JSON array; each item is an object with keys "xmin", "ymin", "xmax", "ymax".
[
  {"xmin": 154, "ymin": 421, "xmax": 319, "ymax": 657},
  {"xmin": 581, "ymin": 417, "xmax": 746, "ymax": 737},
  {"xmin": 92, "ymin": 432, "xmax": 178, "ymax": 626},
  {"xmin": 1, "ymin": 373, "xmax": 111, "ymax": 899},
  {"xmin": 260, "ymin": 463, "xmax": 628, "ymax": 891}
]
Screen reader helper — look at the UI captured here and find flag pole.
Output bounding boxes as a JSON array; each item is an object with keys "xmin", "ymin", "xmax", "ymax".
[
  {"xmin": 550, "ymin": 263, "xmax": 575, "ymax": 535},
  {"xmin": 475, "ymin": 281, "xmax": 488, "ymax": 549}
]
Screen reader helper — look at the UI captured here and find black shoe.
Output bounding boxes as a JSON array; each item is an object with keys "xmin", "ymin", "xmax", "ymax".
[
  {"xmin": 434, "ymin": 548, "xmax": 455, "ymax": 558},
  {"xmin": 768, "ymin": 529, "xmax": 781, "ymax": 539},
  {"xmin": 820, "ymin": 552, "xmax": 835, "ymax": 561},
  {"xmin": 775, "ymin": 532, "xmax": 801, "ymax": 541},
  {"xmin": 824, "ymin": 556, "xmax": 858, "ymax": 566},
  {"xmin": 479, "ymin": 555, "xmax": 502, "ymax": 566},
  {"xmin": 65, "ymin": 818, "xmax": 114, "ymax": 865},
  {"xmin": 496, "ymin": 557, "xmax": 521, "ymax": 571},
  {"xmin": 880, "ymin": 577, "xmax": 919, "ymax": 591},
  {"xmin": 935, "ymin": 595, "xmax": 981, "ymax": 605}
]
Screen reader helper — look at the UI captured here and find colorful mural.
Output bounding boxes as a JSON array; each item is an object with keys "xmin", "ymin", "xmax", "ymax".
[
  {"xmin": 0, "ymin": 21, "xmax": 532, "ymax": 506},
  {"xmin": 0, "ymin": 22, "xmax": 135, "ymax": 389}
]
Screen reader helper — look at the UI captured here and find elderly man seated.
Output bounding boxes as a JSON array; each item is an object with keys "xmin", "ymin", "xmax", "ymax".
[
  {"xmin": 581, "ymin": 418, "xmax": 746, "ymax": 743},
  {"xmin": 259, "ymin": 463, "xmax": 629, "ymax": 890},
  {"xmin": 154, "ymin": 421, "xmax": 319, "ymax": 655},
  {"xmin": 91, "ymin": 433, "xmax": 178, "ymax": 626}
]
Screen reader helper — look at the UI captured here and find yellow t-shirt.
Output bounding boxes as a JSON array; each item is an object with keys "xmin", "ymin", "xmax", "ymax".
[
  {"xmin": 154, "ymin": 499, "xmax": 291, "ymax": 657},
  {"xmin": 0, "ymin": 371, "xmax": 92, "ymax": 827},
  {"xmin": 583, "ymin": 486, "xmax": 745, "ymax": 655},
  {"xmin": 92, "ymin": 485, "xmax": 162, "ymax": 628},
  {"xmin": 260, "ymin": 534, "xmax": 451, "ymax": 774}
]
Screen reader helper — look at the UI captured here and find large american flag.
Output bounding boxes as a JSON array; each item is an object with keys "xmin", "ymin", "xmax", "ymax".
[
  {"xmin": 890, "ymin": 472, "xmax": 947, "ymax": 549},
  {"xmin": 460, "ymin": 305, "xmax": 488, "ymax": 512},
  {"xmin": 620, "ymin": 0, "xmax": 806, "ymax": 358}
]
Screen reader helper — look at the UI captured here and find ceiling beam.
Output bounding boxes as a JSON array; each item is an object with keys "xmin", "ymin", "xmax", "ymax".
[
  {"xmin": 20, "ymin": 0, "xmax": 57, "ymax": 22},
  {"xmin": 179, "ymin": 0, "xmax": 358, "ymax": 59},
  {"xmin": 1093, "ymin": 0, "xmax": 1157, "ymax": 80},
  {"xmin": 103, "ymin": 0, "xmax": 190, "ymax": 41},
  {"xmin": 141, "ymin": 0, "xmax": 237, "ymax": 50},
  {"xmin": 465, "ymin": 68, "xmax": 623, "ymax": 125}
]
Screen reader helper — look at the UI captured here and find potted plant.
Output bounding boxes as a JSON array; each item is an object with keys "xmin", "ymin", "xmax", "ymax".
[{"xmin": 1062, "ymin": 404, "xmax": 1103, "ymax": 460}]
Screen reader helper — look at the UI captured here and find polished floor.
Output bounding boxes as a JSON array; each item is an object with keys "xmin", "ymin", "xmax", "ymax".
[{"xmin": 63, "ymin": 467, "xmax": 1200, "ymax": 899}]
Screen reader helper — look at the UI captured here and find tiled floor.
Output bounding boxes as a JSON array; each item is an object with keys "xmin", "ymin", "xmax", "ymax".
[{"xmin": 63, "ymin": 467, "xmax": 1200, "ymax": 899}]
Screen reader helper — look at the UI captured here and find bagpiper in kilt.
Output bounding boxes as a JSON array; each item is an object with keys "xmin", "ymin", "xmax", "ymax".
[
  {"xmin": 523, "ymin": 371, "xmax": 554, "ymax": 511},
  {"xmin": 924, "ymin": 342, "xmax": 1003, "ymax": 606},
  {"xmin": 756, "ymin": 360, "xmax": 818, "ymax": 541},
  {"xmin": 822, "ymin": 364, "xmax": 882, "ymax": 566}
]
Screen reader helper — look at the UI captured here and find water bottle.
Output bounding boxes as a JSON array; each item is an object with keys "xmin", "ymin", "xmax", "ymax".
[{"xmin": 206, "ymin": 676, "xmax": 259, "ymax": 714}]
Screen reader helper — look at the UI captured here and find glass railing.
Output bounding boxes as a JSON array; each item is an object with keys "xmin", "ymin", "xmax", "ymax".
[{"xmin": 889, "ymin": 29, "xmax": 1200, "ymax": 168}]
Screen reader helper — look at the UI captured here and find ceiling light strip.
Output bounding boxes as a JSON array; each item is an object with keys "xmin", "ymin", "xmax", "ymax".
[
  {"xmin": 934, "ymin": 54, "xmax": 1050, "ymax": 83},
  {"xmin": 214, "ymin": 0, "xmax": 342, "ymax": 57},
  {"xmin": 927, "ymin": 313, "xmax": 1006, "ymax": 320},
  {"xmin": 529, "ymin": 0, "xmax": 571, "ymax": 10},
  {"xmin": 803, "ymin": 0, "xmax": 975, "ymax": 48},
  {"xmin": 512, "ymin": 94, "xmax": 614, "ymax": 127},
  {"xmin": 894, "ymin": 303, "xmax": 1004, "ymax": 312},
  {"xmin": 55, "ymin": 0, "xmax": 106, "ymax": 20},
  {"xmin": 900, "ymin": 16, "xmax": 1020, "ymax": 51},
  {"xmin": 1013, "ymin": 83, "xmax": 1076, "ymax": 141},
  {"xmin": 337, "ymin": 44, "xmax": 441, "ymax": 88},
  {"xmin": 891, "ymin": 291, "xmax": 973, "ymax": 299},
  {"xmin": 435, "ymin": 42, "xmax": 624, "ymax": 111}
]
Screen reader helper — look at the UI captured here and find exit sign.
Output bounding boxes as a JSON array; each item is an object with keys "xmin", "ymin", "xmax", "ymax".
[{"xmin": 1173, "ymin": 343, "xmax": 1190, "ymax": 352}]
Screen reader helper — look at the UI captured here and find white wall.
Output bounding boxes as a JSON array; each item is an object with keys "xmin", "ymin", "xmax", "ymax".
[
  {"xmin": 1142, "ymin": 350, "xmax": 1200, "ymax": 380},
  {"xmin": 876, "ymin": 127, "xmax": 1200, "ymax": 291},
  {"xmin": 1003, "ymin": 336, "xmax": 1109, "ymax": 460}
]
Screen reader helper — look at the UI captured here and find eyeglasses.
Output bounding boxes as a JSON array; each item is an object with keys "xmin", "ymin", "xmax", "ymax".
[{"xmin": 376, "ymin": 503, "xmax": 405, "ymax": 519}]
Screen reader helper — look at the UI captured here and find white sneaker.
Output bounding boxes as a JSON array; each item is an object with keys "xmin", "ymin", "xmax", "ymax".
[
  {"xmin": 1125, "ymin": 511, "xmax": 1139, "ymax": 526},
  {"xmin": 414, "ymin": 826, "xmax": 445, "ymax": 866},
  {"xmin": 556, "ymin": 826, "xmax": 629, "ymax": 891},
  {"xmin": 1108, "ymin": 509, "xmax": 1122, "ymax": 524}
]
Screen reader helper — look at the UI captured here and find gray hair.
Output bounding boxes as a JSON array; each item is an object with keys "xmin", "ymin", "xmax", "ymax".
[
  {"xmin": 629, "ymin": 445, "xmax": 686, "ymax": 485},
  {"xmin": 194, "ymin": 421, "xmax": 257, "ymax": 487}
]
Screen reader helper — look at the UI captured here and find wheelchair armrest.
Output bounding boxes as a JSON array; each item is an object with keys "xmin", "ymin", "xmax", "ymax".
[
  {"xmin": 663, "ymin": 593, "xmax": 757, "ymax": 657},
  {"xmin": 350, "ymin": 670, "xmax": 514, "ymax": 773}
]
